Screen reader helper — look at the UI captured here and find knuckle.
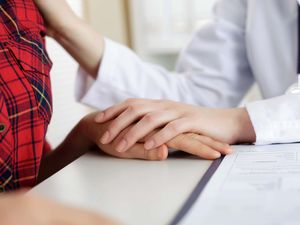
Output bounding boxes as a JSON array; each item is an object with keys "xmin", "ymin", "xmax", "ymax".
[
  {"xmin": 107, "ymin": 122, "xmax": 119, "ymax": 134},
  {"xmin": 123, "ymin": 133, "xmax": 134, "ymax": 143},
  {"xmin": 104, "ymin": 106, "xmax": 115, "ymax": 115},
  {"xmin": 152, "ymin": 134, "xmax": 164, "ymax": 145},
  {"xmin": 101, "ymin": 110, "xmax": 109, "ymax": 118},
  {"xmin": 167, "ymin": 122, "xmax": 181, "ymax": 134},
  {"xmin": 203, "ymin": 136, "xmax": 213, "ymax": 142},
  {"xmin": 187, "ymin": 133, "xmax": 200, "ymax": 139},
  {"xmin": 127, "ymin": 105, "xmax": 139, "ymax": 114},
  {"xmin": 108, "ymin": 122, "xmax": 117, "ymax": 131},
  {"xmin": 125, "ymin": 98, "xmax": 138, "ymax": 105},
  {"xmin": 171, "ymin": 134, "xmax": 186, "ymax": 149},
  {"xmin": 144, "ymin": 114, "xmax": 156, "ymax": 123}
]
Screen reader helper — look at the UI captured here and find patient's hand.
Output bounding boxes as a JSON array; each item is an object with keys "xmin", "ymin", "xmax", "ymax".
[{"xmin": 80, "ymin": 113, "xmax": 232, "ymax": 160}]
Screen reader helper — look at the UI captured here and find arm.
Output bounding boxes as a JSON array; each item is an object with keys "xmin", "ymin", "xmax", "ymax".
[
  {"xmin": 38, "ymin": 114, "xmax": 165, "ymax": 183},
  {"xmin": 94, "ymin": 99, "xmax": 256, "ymax": 152},
  {"xmin": 35, "ymin": 0, "xmax": 253, "ymax": 110},
  {"xmin": 34, "ymin": 0, "xmax": 104, "ymax": 77},
  {"xmin": 38, "ymin": 112, "xmax": 232, "ymax": 183}
]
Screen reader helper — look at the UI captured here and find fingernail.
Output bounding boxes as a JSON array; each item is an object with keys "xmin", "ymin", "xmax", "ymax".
[
  {"xmin": 95, "ymin": 112, "xmax": 104, "ymax": 122},
  {"xmin": 220, "ymin": 143, "xmax": 230, "ymax": 151},
  {"xmin": 214, "ymin": 152, "xmax": 221, "ymax": 158},
  {"xmin": 116, "ymin": 139, "xmax": 128, "ymax": 152},
  {"xmin": 223, "ymin": 143, "xmax": 231, "ymax": 149},
  {"xmin": 101, "ymin": 131, "xmax": 110, "ymax": 144},
  {"xmin": 144, "ymin": 140, "xmax": 155, "ymax": 150}
]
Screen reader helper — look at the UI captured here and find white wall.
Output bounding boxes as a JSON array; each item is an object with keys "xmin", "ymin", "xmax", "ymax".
[
  {"xmin": 46, "ymin": 0, "xmax": 92, "ymax": 148},
  {"xmin": 85, "ymin": 0, "xmax": 130, "ymax": 46}
]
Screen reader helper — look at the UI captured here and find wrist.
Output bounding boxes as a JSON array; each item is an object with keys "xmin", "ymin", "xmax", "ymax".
[
  {"xmin": 77, "ymin": 116, "xmax": 97, "ymax": 150},
  {"xmin": 234, "ymin": 108, "xmax": 256, "ymax": 143},
  {"xmin": 38, "ymin": 119, "xmax": 94, "ymax": 183},
  {"xmin": 51, "ymin": 18, "xmax": 104, "ymax": 78}
]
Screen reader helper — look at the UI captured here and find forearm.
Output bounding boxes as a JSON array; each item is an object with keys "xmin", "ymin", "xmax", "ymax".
[
  {"xmin": 52, "ymin": 20, "xmax": 104, "ymax": 78},
  {"xmin": 38, "ymin": 120, "xmax": 95, "ymax": 183},
  {"xmin": 34, "ymin": 0, "xmax": 104, "ymax": 77}
]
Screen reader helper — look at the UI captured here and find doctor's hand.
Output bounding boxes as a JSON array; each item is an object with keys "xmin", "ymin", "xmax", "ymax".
[
  {"xmin": 95, "ymin": 99, "xmax": 256, "ymax": 152},
  {"xmin": 81, "ymin": 112, "xmax": 231, "ymax": 160}
]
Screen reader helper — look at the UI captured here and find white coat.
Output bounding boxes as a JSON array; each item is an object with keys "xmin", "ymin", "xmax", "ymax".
[{"xmin": 76, "ymin": 0, "xmax": 300, "ymax": 145}]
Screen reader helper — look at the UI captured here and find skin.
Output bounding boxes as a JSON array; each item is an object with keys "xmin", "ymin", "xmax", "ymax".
[
  {"xmin": 32, "ymin": 0, "xmax": 256, "ymax": 151},
  {"xmin": 79, "ymin": 113, "xmax": 232, "ymax": 160},
  {"xmin": 0, "ymin": 1, "xmax": 235, "ymax": 224},
  {"xmin": 94, "ymin": 99, "xmax": 256, "ymax": 153},
  {"xmin": 34, "ymin": 0, "xmax": 104, "ymax": 77},
  {"xmin": 38, "ymin": 112, "xmax": 232, "ymax": 182},
  {"xmin": 33, "ymin": 0, "xmax": 232, "ymax": 162},
  {"xmin": 0, "ymin": 192, "xmax": 119, "ymax": 225},
  {"xmin": 4, "ymin": 112, "xmax": 231, "ymax": 225}
]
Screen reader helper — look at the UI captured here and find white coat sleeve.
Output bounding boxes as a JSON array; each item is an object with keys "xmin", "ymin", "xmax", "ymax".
[
  {"xmin": 75, "ymin": 0, "xmax": 254, "ymax": 110},
  {"xmin": 246, "ymin": 94, "xmax": 300, "ymax": 145}
]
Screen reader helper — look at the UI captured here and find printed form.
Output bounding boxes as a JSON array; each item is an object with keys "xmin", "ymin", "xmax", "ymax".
[{"xmin": 179, "ymin": 144, "xmax": 300, "ymax": 225}]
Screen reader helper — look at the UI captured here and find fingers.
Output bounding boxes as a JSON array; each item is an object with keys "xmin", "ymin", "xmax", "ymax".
[
  {"xmin": 95, "ymin": 99, "xmax": 190, "ymax": 152},
  {"xmin": 94, "ymin": 102, "xmax": 128, "ymax": 123},
  {"xmin": 97, "ymin": 100, "xmax": 156, "ymax": 145},
  {"xmin": 185, "ymin": 133, "xmax": 233, "ymax": 155},
  {"xmin": 99, "ymin": 105, "xmax": 152, "ymax": 145},
  {"xmin": 95, "ymin": 99, "xmax": 148, "ymax": 124},
  {"xmin": 113, "ymin": 111, "xmax": 178, "ymax": 152},
  {"xmin": 99, "ymin": 125, "xmax": 168, "ymax": 161},
  {"xmin": 144, "ymin": 118, "xmax": 192, "ymax": 150},
  {"xmin": 167, "ymin": 134, "xmax": 222, "ymax": 160},
  {"xmin": 117, "ymin": 144, "xmax": 168, "ymax": 161},
  {"xmin": 101, "ymin": 106, "xmax": 161, "ymax": 145},
  {"xmin": 166, "ymin": 133, "xmax": 232, "ymax": 159}
]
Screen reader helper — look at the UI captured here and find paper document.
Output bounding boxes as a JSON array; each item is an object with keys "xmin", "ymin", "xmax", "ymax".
[{"xmin": 178, "ymin": 144, "xmax": 300, "ymax": 225}]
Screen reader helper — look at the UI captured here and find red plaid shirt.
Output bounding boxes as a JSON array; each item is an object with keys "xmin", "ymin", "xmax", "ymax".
[{"xmin": 0, "ymin": 0, "xmax": 52, "ymax": 191}]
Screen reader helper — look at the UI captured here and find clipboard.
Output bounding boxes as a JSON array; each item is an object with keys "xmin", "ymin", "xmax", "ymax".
[{"xmin": 170, "ymin": 156, "xmax": 225, "ymax": 225}]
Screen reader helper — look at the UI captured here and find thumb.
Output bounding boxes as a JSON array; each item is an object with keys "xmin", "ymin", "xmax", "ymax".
[{"xmin": 166, "ymin": 133, "xmax": 222, "ymax": 160}]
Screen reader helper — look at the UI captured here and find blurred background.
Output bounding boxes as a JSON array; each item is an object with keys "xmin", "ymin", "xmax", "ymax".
[{"xmin": 46, "ymin": 0, "xmax": 261, "ymax": 147}]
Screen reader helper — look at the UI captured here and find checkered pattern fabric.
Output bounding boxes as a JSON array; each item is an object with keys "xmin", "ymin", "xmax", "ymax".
[{"xmin": 0, "ymin": 0, "xmax": 52, "ymax": 191}]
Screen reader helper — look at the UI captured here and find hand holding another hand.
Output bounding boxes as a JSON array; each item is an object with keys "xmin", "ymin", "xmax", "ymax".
[
  {"xmin": 80, "ymin": 112, "xmax": 232, "ymax": 160},
  {"xmin": 94, "ymin": 99, "xmax": 256, "ymax": 154}
]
